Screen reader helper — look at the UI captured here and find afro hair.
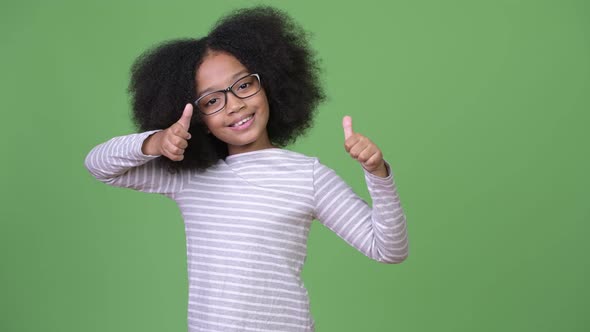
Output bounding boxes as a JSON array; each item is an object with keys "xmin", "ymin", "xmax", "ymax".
[{"xmin": 128, "ymin": 6, "xmax": 325, "ymax": 172}]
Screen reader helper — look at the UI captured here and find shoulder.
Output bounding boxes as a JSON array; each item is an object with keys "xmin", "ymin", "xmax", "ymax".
[{"xmin": 276, "ymin": 150, "xmax": 339, "ymax": 180}]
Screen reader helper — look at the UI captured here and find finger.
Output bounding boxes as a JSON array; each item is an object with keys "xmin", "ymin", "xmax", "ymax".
[
  {"xmin": 177, "ymin": 139, "xmax": 188, "ymax": 149},
  {"xmin": 164, "ymin": 148, "xmax": 184, "ymax": 161},
  {"xmin": 171, "ymin": 123, "xmax": 191, "ymax": 140},
  {"xmin": 171, "ymin": 136, "xmax": 188, "ymax": 149},
  {"xmin": 364, "ymin": 151, "xmax": 384, "ymax": 169},
  {"xmin": 349, "ymin": 137, "xmax": 369, "ymax": 158},
  {"xmin": 170, "ymin": 146, "xmax": 185, "ymax": 156},
  {"xmin": 163, "ymin": 142, "xmax": 185, "ymax": 156},
  {"xmin": 168, "ymin": 153, "xmax": 184, "ymax": 161},
  {"xmin": 169, "ymin": 149, "xmax": 184, "ymax": 161},
  {"xmin": 344, "ymin": 133, "xmax": 361, "ymax": 152},
  {"xmin": 350, "ymin": 143, "xmax": 370, "ymax": 160},
  {"xmin": 342, "ymin": 116, "xmax": 353, "ymax": 140},
  {"xmin": 177, "ymin": 103, "xmax": 193, "ymax": 131},
  {"xmin": 162, "ymin": 148, "xmax": 181, "ymax": 161},
  {"xmin": 357, "ymin": 145, "xmax": 376, "ymax": 163}
]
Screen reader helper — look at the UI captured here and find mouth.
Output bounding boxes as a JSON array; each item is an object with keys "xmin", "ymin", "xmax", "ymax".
[{"xmin": 228, "ymin": 113, "xmax": 255, "ymax": 130}]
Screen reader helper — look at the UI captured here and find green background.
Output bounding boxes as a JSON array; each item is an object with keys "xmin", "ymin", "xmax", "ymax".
[{"xmin": 1, "ymin": 0, "xmax": 588, "ymax": 331}]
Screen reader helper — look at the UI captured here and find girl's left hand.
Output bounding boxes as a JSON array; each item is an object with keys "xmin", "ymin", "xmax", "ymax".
[{"xmin": 343, "ymin": 116, "xmax": 389, "ymax": 178}]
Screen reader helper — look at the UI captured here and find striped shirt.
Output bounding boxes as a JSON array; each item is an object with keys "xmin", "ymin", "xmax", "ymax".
[{"xmin": 84, "ymin": 129, "xmax": 409, "ymax": 332}]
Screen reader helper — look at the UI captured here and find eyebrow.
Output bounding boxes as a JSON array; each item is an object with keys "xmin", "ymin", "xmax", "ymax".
[{"xmin": 196, "ymin": 70, "xmax": 250, "ymax": 98}]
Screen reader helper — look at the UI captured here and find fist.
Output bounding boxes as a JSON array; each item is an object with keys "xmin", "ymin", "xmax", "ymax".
[
  {"xmin": 343, "ymin": 116, "xmax": 388, "ymax": 177},
  {"xmin": 143, "ymin": 104, "xmax": 193, "ymax": 161}
]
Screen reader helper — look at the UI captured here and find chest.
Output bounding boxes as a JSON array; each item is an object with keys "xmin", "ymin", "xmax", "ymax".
[{"xmin": 175, "ymin": 169, "xmax": 314, "ymax": 248}]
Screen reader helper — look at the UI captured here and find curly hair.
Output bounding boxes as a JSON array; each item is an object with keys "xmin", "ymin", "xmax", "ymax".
[{"xmin": 128, "ymin": 6, "xmax": 325, "ymax": 172}]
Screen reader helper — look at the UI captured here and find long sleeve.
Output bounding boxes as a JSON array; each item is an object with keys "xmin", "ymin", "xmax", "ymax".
[
  {"xmin": 84, "ymin": 129, "xmax": 189, "ymax": 198},
  {"xmin": 312, "ymin": 159, "xmax": 409, "ymax": 263}
]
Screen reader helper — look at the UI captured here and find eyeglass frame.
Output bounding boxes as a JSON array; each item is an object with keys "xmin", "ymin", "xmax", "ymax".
[{"xmin": 193, "ymin": 73, "xmax": 261, "ymax": 116}]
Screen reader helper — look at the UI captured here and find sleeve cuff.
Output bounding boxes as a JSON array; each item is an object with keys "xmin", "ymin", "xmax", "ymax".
[
  {"xmin": 135, "ymin": 129, "xmax": 164, "ymax": 159},
  {"xmin": 363, "ymin": 160, "xmax": 394, "ymax": 185}
]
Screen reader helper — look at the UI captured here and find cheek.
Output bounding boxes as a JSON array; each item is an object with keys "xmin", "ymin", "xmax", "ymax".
[
  {"xmin": 259, "ymin": 92, "xmax": 269, "ymax": 109},
  {"xmin": 202, "ymin": 117, "xmax": 222, "ymax": 132},
  {"xmin": 255, "ymin": 97, "xmax": 270, "ymax": 117}
]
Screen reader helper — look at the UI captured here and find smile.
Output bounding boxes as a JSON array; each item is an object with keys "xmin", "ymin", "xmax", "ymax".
[{"xmin": 228, "ymin": 114, "xmax": 255, "ymax": 130}]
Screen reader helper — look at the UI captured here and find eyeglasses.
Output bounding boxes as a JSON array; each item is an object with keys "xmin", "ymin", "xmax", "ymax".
[{"xmin": 194, "ymin": 73, "xmax": 261, "ymax": 116}]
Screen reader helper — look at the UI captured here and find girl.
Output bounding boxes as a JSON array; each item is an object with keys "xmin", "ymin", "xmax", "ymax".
[{"xmin": 84, "ymin": 6, "xmax": 408, "ymax": 332}]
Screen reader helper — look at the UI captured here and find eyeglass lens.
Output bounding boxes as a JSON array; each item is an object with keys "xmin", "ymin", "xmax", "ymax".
[{"xmin": 197, "ymin": 74, "xmax": 260, "ymax": 115}]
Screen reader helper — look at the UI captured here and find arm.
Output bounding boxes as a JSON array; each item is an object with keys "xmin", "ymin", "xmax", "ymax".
[
  {"xmin": 84, "ymin": 129, "xmax": 188, "ymax": 198},
  {"xmin": 312, "ymin": 159, "xmax": 409, "ymax": 263},
  {"xmin": 85, "ymin": 104, "xmax": 194, "ymax": 198}
]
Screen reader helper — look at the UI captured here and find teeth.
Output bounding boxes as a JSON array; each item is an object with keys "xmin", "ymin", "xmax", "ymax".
[{"xmin": 231, "ymin": 115, "xmax": 253, "ymax": 127}]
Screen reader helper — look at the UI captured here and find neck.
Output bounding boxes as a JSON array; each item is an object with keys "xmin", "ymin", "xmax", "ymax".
[{"xmin": 227, "ymin": 136, "xmax": 276, "ymax": 156}]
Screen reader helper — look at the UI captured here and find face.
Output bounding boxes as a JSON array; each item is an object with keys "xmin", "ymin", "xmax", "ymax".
[{"xmin": 195, "ymin": 51, "xmax": 273, "ymax": 156}]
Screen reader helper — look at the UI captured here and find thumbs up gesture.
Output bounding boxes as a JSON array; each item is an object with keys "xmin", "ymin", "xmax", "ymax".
[
  {"xmin": 343, "ymin": 116, "xmax": 388, "ymax": 177},
  {"xmin": 141, "ymin": 103, "xmax": 193, "ymax": 161}
]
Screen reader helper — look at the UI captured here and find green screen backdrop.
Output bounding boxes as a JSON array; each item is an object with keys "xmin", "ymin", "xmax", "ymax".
[{"xmin": 1, "ymin": 0, "xmax": 588, "ymax": 331}]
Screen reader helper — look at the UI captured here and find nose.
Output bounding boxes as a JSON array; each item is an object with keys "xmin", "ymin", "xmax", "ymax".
[{"xmin": 225, "ymin": 92, "xmax": 246, "ymax": 114}]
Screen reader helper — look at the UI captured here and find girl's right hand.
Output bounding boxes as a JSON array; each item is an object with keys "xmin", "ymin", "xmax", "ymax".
[{"xmin": 142, "ymin": 103, "xmax": 193, "ymax": 161}]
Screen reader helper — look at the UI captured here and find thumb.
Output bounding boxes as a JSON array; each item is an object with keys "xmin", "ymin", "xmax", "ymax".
[
  {"xmin": 177, "ymin": 103, "xmax": 193, "ymax": 130},
  {"xmin": 342, "ymin": 115, "xmax": 353, "ymax": 140}
]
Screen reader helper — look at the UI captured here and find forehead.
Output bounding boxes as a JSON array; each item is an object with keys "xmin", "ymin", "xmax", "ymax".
[{"xmin": 195, "ymin": 51, "xmax": 248, "ymax": 92}]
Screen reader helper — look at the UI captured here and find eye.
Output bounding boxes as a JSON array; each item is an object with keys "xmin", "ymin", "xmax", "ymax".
[
  {"xmin": 238, "ymin": 82, "xmax": 251, "ymax": 90},
  {"xmin": 206, "ymin": 98, "xmax": 219, "ymax": 106}
]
